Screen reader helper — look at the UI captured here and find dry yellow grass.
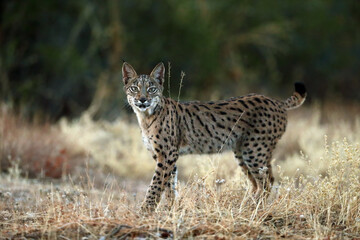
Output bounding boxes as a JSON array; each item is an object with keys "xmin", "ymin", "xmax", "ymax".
[{"xmin": 1, "ymin": 104, "xmax": 360, "ymax": 239}]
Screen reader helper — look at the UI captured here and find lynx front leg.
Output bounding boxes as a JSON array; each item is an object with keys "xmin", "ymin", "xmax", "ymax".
[
  {"xmin": 165, "ymin": 165, "xmax": 178, "ymax": 208},
  {"xmin": 142, "ymin": 150, "xmax": 179, "ymax": 212}
]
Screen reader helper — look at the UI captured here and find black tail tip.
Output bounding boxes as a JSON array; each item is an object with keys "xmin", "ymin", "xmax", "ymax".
[{"xmin": 294, "ymin": 82, "xmax": 306, "ymax": 97}]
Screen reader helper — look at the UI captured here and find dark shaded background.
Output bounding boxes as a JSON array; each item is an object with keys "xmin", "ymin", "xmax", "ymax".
[{"xmin": 1, "ymin": 0, "xmax": 359, "ymax": 120}]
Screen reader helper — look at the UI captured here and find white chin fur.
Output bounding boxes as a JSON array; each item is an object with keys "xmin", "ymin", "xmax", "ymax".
[
  {"xmin": 136, "ymin": 106, "xmax": 149, "ymax": 112},
  {"xmin": 130, "ymin": 96, "xmax": 160, "ymax": 116}
]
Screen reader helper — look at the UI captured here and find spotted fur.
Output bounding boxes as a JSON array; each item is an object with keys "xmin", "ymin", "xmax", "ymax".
[{"xmin": 122, "ymin": 62, "xmax": 307, "ymax": 211}]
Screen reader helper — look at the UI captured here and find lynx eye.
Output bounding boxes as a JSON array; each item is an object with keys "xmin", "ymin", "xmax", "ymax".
[
  {"xmin": 147, "ymin": 87, "xmax": 158, "ymax": 94},
  {"xmin": 129, "ymin": 86, "xmax": 139, "ymax": 93}
]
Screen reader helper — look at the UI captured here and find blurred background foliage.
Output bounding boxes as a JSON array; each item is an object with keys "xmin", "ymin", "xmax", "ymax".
[{"xmin": 1, "ymin": 0, "xmax": 359, "ymax": 120}]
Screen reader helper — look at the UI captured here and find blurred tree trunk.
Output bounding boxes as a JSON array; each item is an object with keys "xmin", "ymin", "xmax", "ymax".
[
  {"xmin": 0, "ymin": 58, "xmax": 11, "ymax": 102},
  {"xmin": 108, "ymin": 0, "xmax": 122, "ymax": 73},
  {"xmin": 86, "ymin": 0, "xmax": 124, "ymax": 119},
  {"xmin": 0, "ymin": 16, "xmax": 11, "ymax": 103}
]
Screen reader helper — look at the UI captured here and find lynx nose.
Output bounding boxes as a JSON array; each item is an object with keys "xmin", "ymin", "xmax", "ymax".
[{"xmin": 139, "ymin": 97, "xmax": 147, "ymax": 103}]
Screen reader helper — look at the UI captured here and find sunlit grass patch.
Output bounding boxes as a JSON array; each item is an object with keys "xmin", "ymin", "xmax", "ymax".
[{"xmin": 60, "ymin": 114, "xmax": 155, "ymax": 180}]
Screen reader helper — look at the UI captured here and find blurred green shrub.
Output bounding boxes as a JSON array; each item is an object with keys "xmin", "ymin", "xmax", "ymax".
[{"xmin": 1, "ymin": 0, "xmax": 359, "ymax": 119}]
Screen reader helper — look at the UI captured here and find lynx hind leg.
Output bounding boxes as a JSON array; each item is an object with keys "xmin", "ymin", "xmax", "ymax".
[
  {"xmin": 234, "ymin": 151, "xmax": 257, "ymax": 193},
  {"xmin": 237, "ymin": 137, "xmax": 275, "ymax": 199},
  {"xmin": 165, "ymin": 165, "xmax": 178, "ymax": 207}
]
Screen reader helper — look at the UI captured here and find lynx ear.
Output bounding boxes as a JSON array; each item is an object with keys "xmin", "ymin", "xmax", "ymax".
[
  {"xmin": 150, "ymin": 62, "xmax": 165, "ymax": 85},
  {"xmin": 122, "ymin": 62, "xmax": 137, "ymax": 85}
]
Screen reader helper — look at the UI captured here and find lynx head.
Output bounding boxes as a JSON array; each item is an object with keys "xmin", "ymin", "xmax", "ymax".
[{"xmin": 122, "ymin": 62, "xmax": 165, "ymax": 115}]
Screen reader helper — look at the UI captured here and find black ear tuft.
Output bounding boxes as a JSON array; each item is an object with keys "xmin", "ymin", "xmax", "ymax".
[{"xmin": 294, "ymin": 82, "xmax": 306, "ymax": 97}]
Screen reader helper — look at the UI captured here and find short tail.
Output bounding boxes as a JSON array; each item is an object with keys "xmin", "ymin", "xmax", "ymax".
[{"xmin": 283, "ymin": 82, "xmax": 307, "ymax": 110}]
